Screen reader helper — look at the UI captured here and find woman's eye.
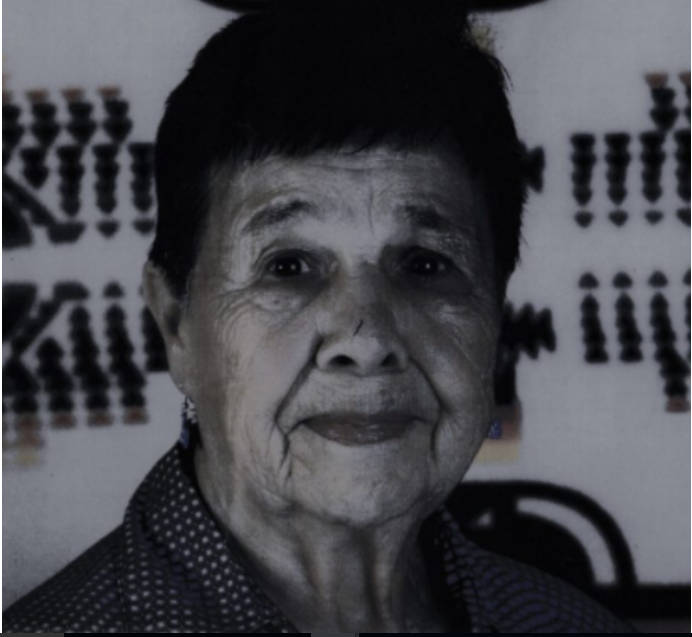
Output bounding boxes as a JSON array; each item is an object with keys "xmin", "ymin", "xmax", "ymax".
[
  {"xmin": 266, "ymin": 254, "xmax": 312, "ymax": 278},
  {"xmin": 404, "ymin": 250, "xmax": 451, "ymax": 277}
]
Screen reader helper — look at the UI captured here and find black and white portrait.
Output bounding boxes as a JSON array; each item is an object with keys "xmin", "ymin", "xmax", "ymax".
[{"xmin": 3, "ymin": 0, "xmax": 690, "ymax": 632}]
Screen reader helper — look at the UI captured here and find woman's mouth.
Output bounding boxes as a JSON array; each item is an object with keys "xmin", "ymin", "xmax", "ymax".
[{"xmin": 301, "ymin": 411, "xmax": 420, "ymax": 445}]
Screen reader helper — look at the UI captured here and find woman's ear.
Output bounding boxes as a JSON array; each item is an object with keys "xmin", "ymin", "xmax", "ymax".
[{"xmin": 141, "ymin": 262, "xmax": 193, "ymax": 397}]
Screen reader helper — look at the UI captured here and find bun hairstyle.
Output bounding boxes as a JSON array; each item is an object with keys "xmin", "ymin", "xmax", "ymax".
[{"xmin": 196, "ymin": 0, "xmax": 546, "ymax": 14}]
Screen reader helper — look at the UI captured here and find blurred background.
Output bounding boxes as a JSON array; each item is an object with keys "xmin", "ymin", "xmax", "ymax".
[{"xmin": 3, "ymin": 0, "xmax": 690, "ymax": 631}]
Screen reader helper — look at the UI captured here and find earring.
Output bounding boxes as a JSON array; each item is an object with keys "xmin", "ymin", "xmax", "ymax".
[
  {"xmin": 180, "ymin": 396, "xmax": 198, "ymax": 450},
  {"xmin": 486, "ymin": 418, "xmax": 503, "ymax": 440}
]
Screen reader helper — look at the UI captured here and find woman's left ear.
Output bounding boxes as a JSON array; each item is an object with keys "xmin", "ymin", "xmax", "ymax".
[{"xmin": 141, "ymin": 262, "xmax": 194, "ymax": 397}]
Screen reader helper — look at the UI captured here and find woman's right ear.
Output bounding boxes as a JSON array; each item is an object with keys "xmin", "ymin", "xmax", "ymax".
[{"xmin": 141, "ymin": 262, "xmax": 194, "ymax": 397}]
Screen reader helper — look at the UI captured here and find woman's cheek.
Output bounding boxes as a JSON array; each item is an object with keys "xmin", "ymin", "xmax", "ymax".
[
  {"xmin": 411, "ymin": 305, "xmax": 498, "ymax": 413},
  {"xmin": 427, "ymin": 298, "xmax": 498, "ymax": 356}
]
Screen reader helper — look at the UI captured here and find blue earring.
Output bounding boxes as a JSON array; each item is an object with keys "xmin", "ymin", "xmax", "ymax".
[
  {"xmin": 487, "ymin": 418, "xmax": 503, "ymax": 440},
  {"xmin": 180, "ymin": 397, "xmax": 198, "ymax": 450}
]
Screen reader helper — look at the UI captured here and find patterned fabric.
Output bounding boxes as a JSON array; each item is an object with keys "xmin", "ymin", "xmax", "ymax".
[{"xmin": 3, "ymin": 442, "xmax": 633, "ymax": 633}]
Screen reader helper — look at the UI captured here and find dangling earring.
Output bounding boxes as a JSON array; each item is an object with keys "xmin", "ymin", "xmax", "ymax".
[
  {"xmin": 486, "ymin": 418, "xmax": 503, "ymax": 440},
  {"xmin": 180, "ymin": 396, "xmax": 198, "ymax": 450}
]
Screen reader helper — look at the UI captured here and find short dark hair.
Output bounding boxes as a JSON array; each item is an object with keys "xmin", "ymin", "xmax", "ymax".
[{"xmin": 149, "ymin": 0, "xmax": 526, "ymax": 298}]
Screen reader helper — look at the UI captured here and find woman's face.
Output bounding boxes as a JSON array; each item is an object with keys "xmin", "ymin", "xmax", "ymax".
[{"xmin": 159, "ymin": 146, "xmax": 501, "ymax": 526}]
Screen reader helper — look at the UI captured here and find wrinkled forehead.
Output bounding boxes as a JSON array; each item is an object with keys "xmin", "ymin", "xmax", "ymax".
[{"xmin": 205, "ymin": 143, "xmax": 491, "ymax": 241}]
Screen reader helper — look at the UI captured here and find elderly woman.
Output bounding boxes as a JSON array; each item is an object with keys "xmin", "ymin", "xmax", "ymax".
[{"xmin": 4, "ymin": 0, "xmax": 632, "ymax": 633}]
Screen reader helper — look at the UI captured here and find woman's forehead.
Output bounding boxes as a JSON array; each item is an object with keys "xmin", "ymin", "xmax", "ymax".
[{"xmin": 207, "ymin": 145, "xmax": 489, "ymax": 236}]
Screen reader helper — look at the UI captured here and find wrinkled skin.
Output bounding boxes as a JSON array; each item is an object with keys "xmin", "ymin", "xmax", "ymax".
[{"xmin": 144, "ymin": 146, "xmax": 501, "ymax": 632}]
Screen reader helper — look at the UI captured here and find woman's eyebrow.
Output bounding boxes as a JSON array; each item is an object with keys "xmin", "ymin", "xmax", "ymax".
[
  {"xmin": 400, "ymin": 203, "xmax": 473, "ymax": 238},
  {"xmin": 240, "ymin": 199, "xmax": 321, "ymax": 237},
  {"xmin": 239, "ymin": 200, "xmax": 474, "ymax": 240}
]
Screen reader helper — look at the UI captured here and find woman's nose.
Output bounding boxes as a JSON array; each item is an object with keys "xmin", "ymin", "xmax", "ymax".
[{"xmin": 315, "ymin": 276, "xmax": 408, "ymax": 376}]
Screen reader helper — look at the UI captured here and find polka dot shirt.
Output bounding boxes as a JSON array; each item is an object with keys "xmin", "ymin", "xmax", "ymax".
[{"xmin": 3, "ymin": 443, "xmax": 633, "ymax": 633}]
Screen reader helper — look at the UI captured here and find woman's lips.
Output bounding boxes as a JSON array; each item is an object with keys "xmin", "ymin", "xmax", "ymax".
[{"xmin": 301, "ymin": 411, "xmax": 420, "ymax": 445}]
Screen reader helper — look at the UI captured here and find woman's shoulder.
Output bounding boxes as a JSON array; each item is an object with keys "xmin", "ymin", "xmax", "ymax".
[
  {"xmin": 2, "ymin": 526, "xmax": 126, "ymax": 634},
  {"xmin": 424, "ymin": 505, "xmax": 636, "ymax": 633},
  {"xmin": 458, "ymin": 534, "xmax": 637, "ymax": 633}
]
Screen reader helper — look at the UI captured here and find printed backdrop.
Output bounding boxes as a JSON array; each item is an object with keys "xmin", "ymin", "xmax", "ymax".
[{"xmin": 3, "ymin": 0, "xmax": 690, "ymax": 630}]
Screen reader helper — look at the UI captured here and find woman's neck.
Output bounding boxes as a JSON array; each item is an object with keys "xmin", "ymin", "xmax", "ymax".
[{"xmin": 195, "ymin": 451, "xmax": 449, "ymax": 633}]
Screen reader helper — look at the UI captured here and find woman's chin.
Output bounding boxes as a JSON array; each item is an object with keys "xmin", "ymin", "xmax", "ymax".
[{"xmin": 283, "ymin": 423, "xmax": 448, "ymax": 528}]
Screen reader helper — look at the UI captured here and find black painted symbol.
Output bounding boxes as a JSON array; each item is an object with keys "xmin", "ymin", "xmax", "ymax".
[
  {"xmin": 57, "ymin": 145, "xmax": 85, "ymax": 216},
  {"xmin": 3, "ymin": 101, "xmax": 25, "ymax": 166},
  {"xmin": 613, "ymin": 272, "xmax": 633, "ymax": 289},
  {"xmin": 105, "ymin": 305, "xmax": 147, "ymax": 422},
  {"xmin": 645, "ymin": 210, "xmax": 664, "ymax": 225},
  {"xmin": 571, "ymin": 134, "xmax": 596, "ymax": 208},
  {"xmin": 649, "ymin": 271, "xmax": 669, "ymax": 288},
  {"xmin": 4, "ymin": 88, "xmax": 158, "ymax": 247},
  {"xmin": 4, "ymin": 357, "xmax": 40, "ymax": 417},
  {"xmin": 640, "ymin": 131, "xmax": 666, "ymax": 203},
  {"xmin": 20, "ymin": 147, "xmax": 48, "ymax": 189},
  {"xmin": 520, "ymin": 144, "xmax": 545, "ymax": 193},
  {"xmin": 496, "ymin": 304, "xmax": 556, "ymax": 409},
  {"xmin": 609, "ymin": 210, "xmax": 628, "ymax": 227},
  {"xmin": 5, "ymin": 170, "xmax": 85, "ymax": 245},
  {"xmin": 69, "ymin": 306, "xmax": 112, "ymax": 424},
  {"xmin": 649, "ymin": 84, "xmax": 679, "ymax": 132},
  {"xmin": 129, "ymin": 143, "xmax": 155, "ymax": 213},
  {"xmin": 604, "ymin": 133, "xmax": 631, "ymax": 206},
  {"xmin": 579, "ymin": 273, "xmax": 600, "ymax": 290},
  {"xmin": 64, "ymin": 90, "xmax": 97, "ymax": 146},
  {"xmin": 101, "ymin": 90, "xmax": 133, "ymax": 144},
  {"xmin": 581, "ymin": 294, "xmax": 609, "ymax": 364},
  {"xmin": 28, "ymin": 96, "xmax": 60, "ymax": 148},
  {"xmin": 650, "ymin": 293, "xmax": 689, "ymax": 411},
  {"xmin": 97, "ymin": 219, "xmax": 120, "ymax": 237},
  {"xmin": 575, "ymin": 211, "xmax": 594, "ymax": 228},
  {"xmin": 3, "ymin": 284, "xmax": 37, "ymax": 343},
  {"xmin": 94, "ymin": 143, "xmax": 120, "ymax": 215},
  {"xmin": 36, "ymin": 339, "xmax": 75, "ymax": 425},
  {"xmin": 684, "ymin": 270, "xmax": 690, "ymax": 361},
  {"xmin": 133, "ymin": 218, "xmax": 156, "ymax": 235},
  {"xmin": 675, "ymin": 129, "xmax": 690, "ymax": 202},
  {"xmin": 615, "ymin": 293, "xmax": 643, "ymax": 363},
  {"xmin": 104, "ymin": 282, "xmax": 125, "ymax": 299},
  {"xmin": 681, "ymin": 72, "xmax": 690, "ymax": 122}
]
